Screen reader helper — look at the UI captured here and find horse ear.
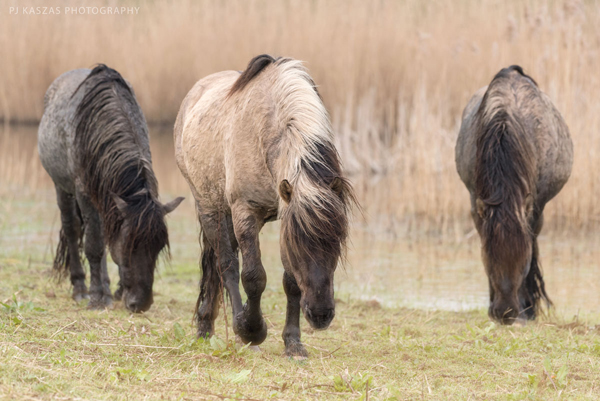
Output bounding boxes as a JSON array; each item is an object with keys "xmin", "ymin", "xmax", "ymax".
[
  {"xmin": 525, "ymin": 194, "xmax": 534, "ymax": 217},
  {"xmin": 163, "ymin": 196, "xmax": 185, "ymax": 214},
  {"xmin": 476, "ymin": 198, "xmax": 485, "ymax": 219},
  {"xmin": 330, "ymin": 177, "xmax": 344, "ymax": 196},
  {"xmin": 111, "ymin": 193, "xmax": 128, "ymax": 217},
  {"xmin": 279, "ymin": 180, "xmax": 293, "ymax": 204}
]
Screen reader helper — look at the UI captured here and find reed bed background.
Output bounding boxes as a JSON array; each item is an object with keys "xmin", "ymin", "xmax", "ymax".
[{"xmin": 1, "ymin": 0, "xmax": 598, "ymax": 235}]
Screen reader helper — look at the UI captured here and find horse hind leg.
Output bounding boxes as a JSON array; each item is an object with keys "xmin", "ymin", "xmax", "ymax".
[
  {"xmin": 196, "ymin": 235, "xmax": 222, "ymax": 338},
  {"xmin": 196, "ymin": 212, "xmax": 242, "ymax": 339},
  {"xmin": 55, "ymin": 187, "xmax": 88, "ymax": 302}
]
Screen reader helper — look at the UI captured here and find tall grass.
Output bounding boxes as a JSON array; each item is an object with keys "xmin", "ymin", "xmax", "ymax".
[{"xmin": 1, "ymin": 0, "xmax": 598, "ymax": 233}]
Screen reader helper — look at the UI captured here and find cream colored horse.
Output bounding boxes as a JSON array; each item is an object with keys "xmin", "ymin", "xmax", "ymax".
[{"xmin": 175, "ymin": 55, "xmax": 355, "ymax": 357}]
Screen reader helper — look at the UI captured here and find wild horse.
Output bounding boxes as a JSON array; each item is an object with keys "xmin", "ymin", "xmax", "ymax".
[
  {"xmin": 174, "ymin": 55, "xmax": 356, "ymax": 357},
  {"xmin": 456, "ymin": 65, "xmax": 573, "ymax": 324},
  {"xmin": 38, "ymin": 65, "xmax": 184, "ymax": 312}
]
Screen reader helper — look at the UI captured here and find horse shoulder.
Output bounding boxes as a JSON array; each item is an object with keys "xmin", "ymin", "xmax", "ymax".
[{"xmin": 224, "ymin": 106, "xmax": 279, "ymax": 213}]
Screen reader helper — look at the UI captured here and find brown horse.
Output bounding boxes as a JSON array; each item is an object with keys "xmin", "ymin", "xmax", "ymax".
[
  {"xmin": 38, "ymin": 65, "xmax": 184, "ymax": 312},
  {"xmin": 456, "ymin": 65, "xmax": 573, "ymax": 324},
  {"xmin": 174, "ymin": 55, "xmax": 355, "ymax": 357}
]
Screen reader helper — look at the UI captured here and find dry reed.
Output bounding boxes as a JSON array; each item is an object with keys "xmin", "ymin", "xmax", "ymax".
[{"xmin": 0, "ymin": 0, "xmax": 598, "ymax": 233}]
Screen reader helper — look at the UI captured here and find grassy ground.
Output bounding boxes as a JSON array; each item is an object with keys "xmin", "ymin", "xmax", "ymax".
[
  {"xmin": 1, "ymin": 215, "xmax": 600, "ymax": 400},
  {"xmin": 1, "ymin": 186, "xmax": 600, "ymax": 400}
]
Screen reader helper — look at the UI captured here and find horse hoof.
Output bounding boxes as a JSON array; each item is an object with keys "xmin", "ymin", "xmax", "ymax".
[
  {"xmin": 235, "ymin": 336, "xmax": 262, "ymax": 352},
  {"xmin": 197, "ymin": 319, "xmax": 215, "ymax": 340},
  {"xmin": 285, "ymin": 342, "xmax": 308, "ymax": 359},
  {"xmin": 234, "ymin": 313, "xmax": 268, "ymax": 345},
  {"xmin": 87, "ymin": 295, "xmax": 113, "ymax": 310},
  {"xmin": 72, "ymin": 292, "xmax": 90, "ymax": 303},
  {"xmin": 72, "ymin": 283, "xmax": 89, "ymax": 303}
]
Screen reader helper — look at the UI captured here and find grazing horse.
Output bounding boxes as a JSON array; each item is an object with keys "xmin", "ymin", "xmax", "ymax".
[
  {"xmin": 456, "ymin": 66, "xmax": 573, "ymax": 324},
  {"xmin": 174, "ymin": 55, "xmax": 355, "ymax": 357},
  {"xmin": 38, "ymin": 65, "xmax": 184, "ymax": 312}
]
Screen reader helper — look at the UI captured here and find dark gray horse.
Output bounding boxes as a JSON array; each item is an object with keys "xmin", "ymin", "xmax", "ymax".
[
  {"xmin": 456, "ymin": 66, "xmax": 573, "ymax": 324},
  {"xmin": 38, "ymin": 65, "xmax": 183, "ymax": 312}
]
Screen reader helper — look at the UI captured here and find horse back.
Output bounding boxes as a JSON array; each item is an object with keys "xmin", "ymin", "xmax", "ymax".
[
  {"xmin": 456, "ymin": 69, "xmax": 573, "ymax": 204},
  {"xmin": 455, "ymin": 86, "xmax": 487, "ymax": 193},
  {"xmin": 175, "ymin": 71, "xmax": 251, "ymax": 212},
  {"xmin": 38, "ymin": 69, "xmax": 91, "ymax": 194}
]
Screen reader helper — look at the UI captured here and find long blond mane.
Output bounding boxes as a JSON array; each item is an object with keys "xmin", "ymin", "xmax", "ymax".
[{"xmin": 231, "ymin": 55, "xmax": 356, "ymax": 260}]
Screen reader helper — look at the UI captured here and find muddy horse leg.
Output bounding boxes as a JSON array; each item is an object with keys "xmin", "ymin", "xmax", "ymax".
[
  {"xmin": 55, "ymin": 186, "xmax": 88, "ymax": 302},
  {"xmin": 76, "ymin": 192, "xmax": 112, "ymax": 309},
  {"xmin": 196, "ymin": 210, "xmax": 241, "ymax": 338},
  {"xmin": 282, "ymin": 271, "xmax": 308, "ymax": 357},
  {"xmin": 231, "ymin": 204, "xmax": 267, "ymax": 345}
]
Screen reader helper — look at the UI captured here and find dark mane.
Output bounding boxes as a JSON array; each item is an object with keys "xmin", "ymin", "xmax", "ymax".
[
  {"xmin": 474, "ymin": 69, "xmax": 549, "ymax": 311},
  {"xmin": 280, "ymin": 143, "xmax": 357, "ymax": 265},
  {"xmin": 475, "ymin": 79, "xmax": 535, "ymax": 264},
  {"xmin": 229, "ymin": 54, "xmax": 278, "ymax": 96},
  {"xmin": 73, "ymin": 64, "xmax": 169, "ymax": 257}
]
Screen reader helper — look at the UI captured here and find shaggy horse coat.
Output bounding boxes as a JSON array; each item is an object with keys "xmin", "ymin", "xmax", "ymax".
[
  {"xmin": 456, "ymin": 66, "xmax": 573, "ymax": 324},
  {"xmin": 38, "ymin": 65, "xmax": 183, "ymax": 312},
  {"xmin": 175, "ymin": 55, "xmax": 355, "ymax": 357}
]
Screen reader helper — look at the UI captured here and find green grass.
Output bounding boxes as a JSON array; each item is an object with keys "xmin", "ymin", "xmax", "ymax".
[
  {"xmin": 1, "ymin": 254, "xmax": 599, "ymax": 400},
  {"xmin": 1, "ymin": 194, "xmax": 600, "ymax": 400}
]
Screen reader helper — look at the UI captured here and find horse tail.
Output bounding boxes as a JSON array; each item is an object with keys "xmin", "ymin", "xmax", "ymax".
[
  {"xmin": 194, "ymin": 234, "xmax": 221, "ymax": 323},
  {"xmin": 53, "ymin": 204, "xmax": 85, "ymax": 281},
  {"xmin": 53, "ymin": 227, "xmax": 70, "ymax": 281}
]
